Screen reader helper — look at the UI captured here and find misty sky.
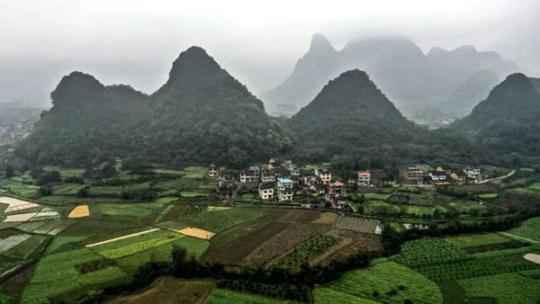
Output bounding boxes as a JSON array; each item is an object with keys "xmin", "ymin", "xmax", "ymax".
[{"xmin": 1, "ymin": 0, "xmax": 539, "ymax": 107}]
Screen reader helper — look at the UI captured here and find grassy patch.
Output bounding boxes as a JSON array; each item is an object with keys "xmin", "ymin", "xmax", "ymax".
[
  {"xmin": 317, "ymin": 261, "xmax": 442, "ymax": 304},
  {"xmin": 446, "ymin": 233, "xmax": 513, "ymax": 249},
  {"xmin": 114, "ymin": 237, "xmax": 209, "ymax": 274},
  {"xmin": 176, "ymin": 208, "xmax": 269, "ymax": 233},
  {"xmin": 509, "ymin": 217, "xmax": 540, "ymax": 242},
  {"xmin": 460, "ymin": 273, "xmax": 540, "ymax": 304},
  {"xmin": 21, "ymin": 248, "xmax": 130, "ymax": 303}
]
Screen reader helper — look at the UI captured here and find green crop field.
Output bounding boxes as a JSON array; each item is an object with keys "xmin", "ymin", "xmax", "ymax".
[
  {"xmin": 207, "ymin": 288, "xmax": 300, "ymax": 304},
  {"xmin": 3, "ymin": 235, "xmax": 50, "ymax": 260},
  {"xmin": 316, "ymin": 261, "xmax": 443, "ymax": 304},
  {"xmin": 509, "ymin": 216, "xmax": 540, "ymax": 242},
  {"xmin": 395, "ymin": 239, "xmax": 468, "ymax": 268},
  {"xmin": 528, "ymin": 182, "xmax": 540, "ymax": 192},
  {"xmin": 175, "ymin": 207, "xmax": 270, "ymax": 233},
  {"xmin": 0, "ymin": 179, "xmax": 40, "ymax": 198},
  {"xmin": 94, "ymin": 203, "xmax": 155, "ymax": 218},
  {"xmin": 21, "ymin": 248, "xmax": 130, "ymax": 303},
  {"xmin": 46, "ymin": 235, "xmax": 89, "ymax": 254},
  {"xmin": 314, "ymin": 288, "xmax": 381, "ymax": 304},
  {"xmin": 446, "ymin": 233, "xmax": 513, "ymax": 248},
  {"xmin": 460, "ymin": 273, "xmax": 540, "ymax": 304},
  {"xmin": 92, "ymin": 230, "xmax": 183, "ymax": 259},
  {"xmin": 275, "ymin": 234, "xmax": 337, "ymax": 270},
  {"xmin": 52, "ymin": 183, "xmax": 86, "ymax": 196},
  {"xmin": 114, "ymin": 236, "xmax": 209, "ymax": 274}
]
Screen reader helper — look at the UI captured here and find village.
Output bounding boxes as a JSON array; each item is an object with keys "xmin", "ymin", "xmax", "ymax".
[{"xmin": 209, "ymin": 159, "xmax": 487, "ymax": 210}]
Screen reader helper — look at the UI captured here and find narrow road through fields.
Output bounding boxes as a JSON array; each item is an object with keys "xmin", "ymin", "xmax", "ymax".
[
  {"xmin": 498, "ymin": 232, "xmax": 540, "ymax": 244},
  {"xmin": 479, "ymin": 170, "xmax": 516, "ymax": 184}
]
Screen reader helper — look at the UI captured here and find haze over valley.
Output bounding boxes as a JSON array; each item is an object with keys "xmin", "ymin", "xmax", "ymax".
[{"xmin": 2, "ymin": 1, "xmax": 540, "ymax": 304}]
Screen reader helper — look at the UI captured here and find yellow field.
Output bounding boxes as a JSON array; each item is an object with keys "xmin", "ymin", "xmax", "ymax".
[
  {"xmin": 68, "ymin": 205, "xmax": 90, "ymax": 218},
  {"xmin": 178, "ymin": 227, "xmax": 216, "ymax": 240}
]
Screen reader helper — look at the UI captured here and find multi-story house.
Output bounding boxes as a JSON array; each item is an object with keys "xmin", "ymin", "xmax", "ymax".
[
  {"xmin": 357, "ymin": 170, "xmax": 371, "ymax": 187},
  {"xmin": 277, "ymin": 177, "xmax": 294, "ymax": 202},
  {"xmin": 258, "ymin": 183, "xmax": 275, "ymax": 200},
  {"xmin": 239, "ymin": 166, "xmax": 260, "ymax": 184},
  {"xmin": 208, "ymin": 164, "xmax": 217, "ymax": 177}
]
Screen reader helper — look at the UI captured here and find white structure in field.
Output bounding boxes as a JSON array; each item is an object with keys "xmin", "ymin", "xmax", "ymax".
[
  {"xmin": 277, "ymin": 177, "xmax": 294, "ymax": 202},
  {"xmin": 463, "ymin": 168, "xmax": 482, "ymax": 184},
  {"xmin": 258, "ymin": 183, "xmax": 275, "ymax": 200},
  {"xmin": 357, "ymin": 170, "xmax": 371, "ymax": 186}
]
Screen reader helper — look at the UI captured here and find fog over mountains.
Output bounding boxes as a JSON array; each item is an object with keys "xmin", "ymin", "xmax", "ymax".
[{"xmin": 264, "ymin": 34, "xmax": 517, "ymax": 122}]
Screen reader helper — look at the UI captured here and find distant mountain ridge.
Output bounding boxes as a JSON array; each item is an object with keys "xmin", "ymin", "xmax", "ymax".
[
  {"xmin": 289, "ymin": 69, "xmax": 424, "ymax": 160},
  {"xmin": 452, "ymin": 73, "xmax": 540, "ymax": 155},
  {"xmin": 264, "ymin": 34, "xmax": 517, "ymax": 119},
  {"xmin": 17, "ymin": 47, "xmax": 291, "ymax": 167}
]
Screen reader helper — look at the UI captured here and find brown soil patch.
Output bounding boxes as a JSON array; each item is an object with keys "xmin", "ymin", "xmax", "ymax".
[
  {"xmin": 205, "ymin": 222, "xmax": 289, "ymax": 265},
  {"xmin": 243, "ymin": 223, "xmax": 332, "ymax": 266},
  {"xmin": 318, "ymin": 231, "xmax": 384, "ymax": 266},
  {"xmin": 312, "ymin": 212, "xmax": 337, "ymax": 225},
  {"xmin": 106, "ymin": 277, "xmax": 214, "ymax": 304},
  {"xmin": 278, "ymin": 210, "xmax": 322, "ymax": 223}
]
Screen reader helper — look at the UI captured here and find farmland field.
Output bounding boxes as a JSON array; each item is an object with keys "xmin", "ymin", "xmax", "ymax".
[
  {"xmin": 395, "ymin": 239, "xmax": 468, "ymax": 268},
  {"xmin": 21, "ymin": 248, "xmax": 130, "ymax": 303},
  {"xmin": 114, "ymin": 237, "xmax": 209, "ymax": 274},
  {"xmin": 107, "ymin": 277, "xmax": 214, "ymax": 304},
  {"xmin": 446, "ymin": 233, "xmax": 513, "ymax": 249},
  {"xmin": 207, "ymin": 288, "xmax": 300, "ymax": 304},
  {"xmin": 174, "ymin": 207, "xmax": 271, "ymax": 233},
  {"xmin": 314, "ymin": 288, "xmax": 381, "ymax": 304},
  {"xmin": 205, "ymin": 222, "xmax": 289, "ymax": 265},
  {"xmin": 243, "ymin": 223, "xmax": 332, "ymax": 266},
  {"xmin": 508, "ymin": 216, "xmax": 540, "ymax": 242},
  {"xmin": 91, "ymin": 230, "xmax": 183, "ymax": 259},
  {"xmin": 275, "ymin": 234, "xmax": 338, "ymax": 270},
  {"xmin": 460, "ymin": 273, "xmax": 540, "ymax": 303},
  {"xmin": 316, "ymin": 261, "xmax": 443, "ymax": 304}
]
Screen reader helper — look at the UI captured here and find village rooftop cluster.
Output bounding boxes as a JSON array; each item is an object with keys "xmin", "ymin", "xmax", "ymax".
[{"xmin": 208, "ymin": 160, "xmax": 484, "ymax": 209}]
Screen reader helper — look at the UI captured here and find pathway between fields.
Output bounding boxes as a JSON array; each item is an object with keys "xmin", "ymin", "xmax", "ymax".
[
  {"xmin": 85, "ymin": 228, "xmax": 160, "ymax": 248},
  {"xmin": 498, "ymin": 232, "xmax": 540, "ymax": 244}
]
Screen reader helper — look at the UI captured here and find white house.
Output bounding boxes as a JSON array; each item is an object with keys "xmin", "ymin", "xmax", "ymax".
[
  {"xmin": 357, "ymin": 170, "xmax": 371, "ymax": 186},
  {"xmin": 258, "ymin": 183, "xmax": 275, "ymax": 200},
  {"xmin": 277, "ymin": 177, "xmax": 294, "ymax": 202}
]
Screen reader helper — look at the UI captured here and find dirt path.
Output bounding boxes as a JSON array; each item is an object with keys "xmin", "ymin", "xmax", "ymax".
[
  {"xmin": 524, "ymin": 253, "xmax": 540, "ymax": 264},
  {"xmin": 499, "ymin": 232, "xmax": 540, "ymax": 244},
  {"xmin": 85, "ymin": 228, "xmax": 160, "ymax": 248},
  {"xmin": 479, "ymin": 170, "xmax": 516, "ymax": 184}
]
